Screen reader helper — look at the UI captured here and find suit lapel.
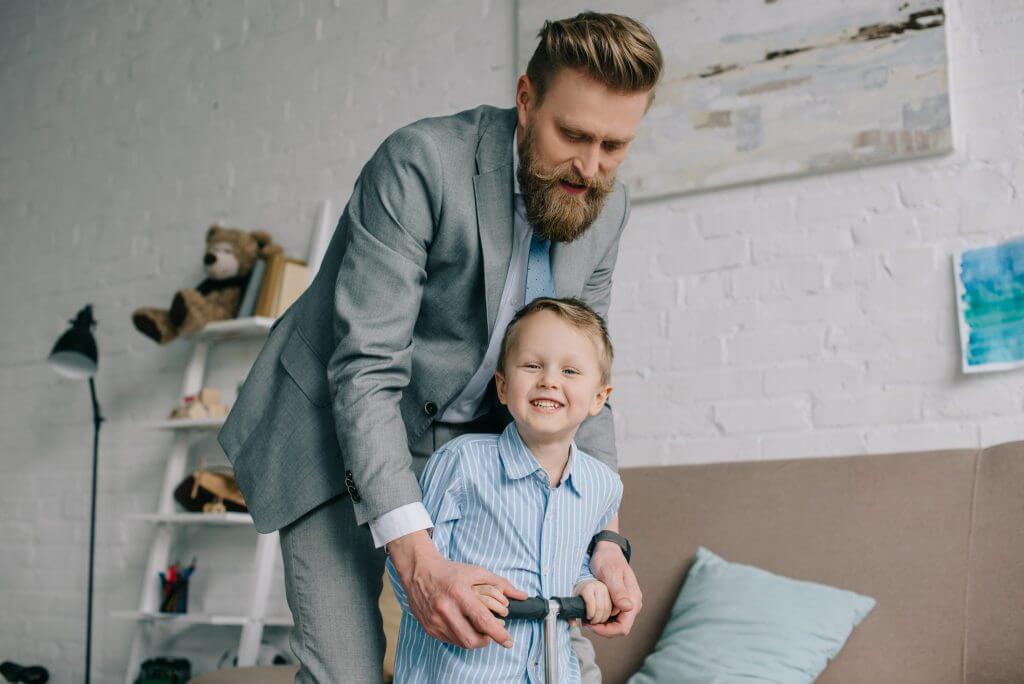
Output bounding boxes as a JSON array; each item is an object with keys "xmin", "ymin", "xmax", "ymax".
[
  {"xmin": 474, "ymin": 109, "xmax": 517, "ymax": 337},
  {"xmin": 474, "ymin": 168, "xmax": 514, "ymax": 337},
  {"xmin": 552, "ymin": 224, "xmax": 601, "ymax": 298}
]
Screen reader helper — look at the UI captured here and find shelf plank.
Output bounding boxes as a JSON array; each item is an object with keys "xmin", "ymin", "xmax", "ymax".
[
  {"xmin": 143, "ymin": 417, "xmax": 227, "ymax": 431},
  {"xmin": 112, "ymin": 611, "xmax": 293, "ymax": 627},
  {"xmin": 128, "ymin": 512, "xmax": 253, "ymax": 526},
  {"xmin": 194, "ymin": 316, "xmax": 276, "ymax": 342}
]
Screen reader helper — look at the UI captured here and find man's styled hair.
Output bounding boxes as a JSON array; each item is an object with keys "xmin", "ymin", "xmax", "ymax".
[
  {"xmin": 497, "ymin": 297, "xmax": 614, "ymax": 385},
  {"xmin": 526, "ymin": 12, "xmax": 664, "ymax": 105}
]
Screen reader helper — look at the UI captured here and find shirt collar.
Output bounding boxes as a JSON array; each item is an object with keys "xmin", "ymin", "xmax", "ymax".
[
  {"xmin": 498, "ymin": 422, "xmax": 583, "ymax": 496},
  {"xmin": 512, "ymin": 127, "xmax": 522, "ymax": 197}
]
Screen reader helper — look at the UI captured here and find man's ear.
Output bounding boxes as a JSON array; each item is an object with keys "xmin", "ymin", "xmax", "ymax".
[
  {"xmin": 515, "ymin": 74, "xmax": 533, "ymax": 130},
  {"xmin": 494, "ymin": 372, "xmax": 508, "ymax": 406},
  {"xmin": 589, "ymin": 385, "xmax": 612, "ymax": 417}
]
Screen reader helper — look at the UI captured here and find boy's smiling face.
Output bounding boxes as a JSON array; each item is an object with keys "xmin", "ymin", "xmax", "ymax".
[{"xmin": 495, "ymin": 310, "xmax": 612, "ymax": 444}]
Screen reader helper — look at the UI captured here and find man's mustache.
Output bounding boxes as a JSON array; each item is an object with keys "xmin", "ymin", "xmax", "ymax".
[{"xmin": 530, "ymin": 163, "xmax": 614, "ymax": 194}]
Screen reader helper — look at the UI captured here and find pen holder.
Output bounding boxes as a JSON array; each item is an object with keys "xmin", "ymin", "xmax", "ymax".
[{"xmin": 159, "ymin": 576, "xmax": 190, "ymax": 614}]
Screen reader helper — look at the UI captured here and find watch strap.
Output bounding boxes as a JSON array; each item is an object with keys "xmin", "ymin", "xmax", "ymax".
[{"xmin": 588, "ymin": 530, "xmax": 631, "ymax": 563}]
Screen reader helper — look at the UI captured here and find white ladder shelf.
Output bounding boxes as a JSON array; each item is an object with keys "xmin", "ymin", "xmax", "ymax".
[{"xmin": 121, "ymin": 316, "xmax": 291, "ymax": 682}]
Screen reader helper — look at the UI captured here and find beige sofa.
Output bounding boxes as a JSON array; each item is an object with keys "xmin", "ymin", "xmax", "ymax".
[
  {"xmin": 192, "ymin": 440, "xmax": 1024, "ymax": 683},
  {"xmin": 593, "ymin": 440, "xmax": 1024, "ymax": 683}
]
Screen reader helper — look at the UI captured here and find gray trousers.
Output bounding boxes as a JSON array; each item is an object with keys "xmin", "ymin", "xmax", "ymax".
[{"xmin": 280, "ymin": 414, "xmax": 601, "ymax": 683}]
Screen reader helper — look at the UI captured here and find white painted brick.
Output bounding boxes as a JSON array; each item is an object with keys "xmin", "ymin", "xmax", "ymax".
[
  {"xmin": 827, "ymin": 253, "xmax": 880, "ymax": 288},
  {"xmin": 761, "ymin": 429, "xmax": 868, "ymax": 460},
  {"xmin": 756, "ymin": 291, "xmax": 862, "ymax": 326},
  {"xmin": 867, "ymin": 353, "xmax": 957, "ymax": 384},
  {"xmin": 980, "ymin": 418, "xmax": 1024, "ymax": 447},
  {"xmin": 764, "ymin": 361, "xmax": 866, "ymax": 396},
  {"xmin": 668, "ymin": 302, "xmax": 757, "ymax": 337},
  {"xmin": 814, "ymin": 391, "xmax": 920, "ymax": 427},
  {"xmin": 864, "ymin": 423, "xmax": 980, "ymax": 453},
  {"xmin": 672, "ymin": 368, "xmax": 763, "ymax": 401},
  {"xmin": 751, "ymin": 224, "xmax": 854, "ymax": 263},
  {"xmin": 660, "ymin": 435, "xmax": 762, "ymax": 464},
  {"xmin": 727, "ymin": 325, "xmax": 824, "ymax": 365},
  {"xmin": 924, "ymin": 381, "xmax": 1024, "ymax": 419},
  {"xmin": 656, "ymin": 236, "xmax": 749, "ymax": 276},
  {"xmin": 713, "ymin": 399, "xmax": 810, "ymax": 434},
  {"xmin": 852, "ymin": 213, "xmax": 920, "ymax": 247},
  {"xmin": 683, "ymin": 273, "xmax": 730, "ymax": 305}
]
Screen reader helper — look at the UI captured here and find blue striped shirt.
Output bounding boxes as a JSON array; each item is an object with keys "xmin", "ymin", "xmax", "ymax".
[{"xmin": 386, "ymin": 422, "xmax": 623, "ymax": 683}]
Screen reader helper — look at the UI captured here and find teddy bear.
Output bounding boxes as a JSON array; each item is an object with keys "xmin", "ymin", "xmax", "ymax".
[{"xmin": 133, "ymin": 225, "xmax": 282, "ymax": 344}]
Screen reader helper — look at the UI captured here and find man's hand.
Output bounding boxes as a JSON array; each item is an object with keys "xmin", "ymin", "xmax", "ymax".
[
  {"xmin": 587, "ymin": 540, "xmax": 642, "ymax": 637},
  {"xmin": 388, "ymin": 530, "xmax": 527, "ymax": 649}
]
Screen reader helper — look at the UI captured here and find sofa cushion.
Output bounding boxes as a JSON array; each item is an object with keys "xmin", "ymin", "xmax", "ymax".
[{"xmin": 629, "ymin": 546, "xmax": 874, "ymax": 684}]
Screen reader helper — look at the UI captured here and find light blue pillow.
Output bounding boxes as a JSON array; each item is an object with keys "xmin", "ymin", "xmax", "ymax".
[{"xmin": 629, "ymin": 547, "xmax": 876, "ymax": 684}]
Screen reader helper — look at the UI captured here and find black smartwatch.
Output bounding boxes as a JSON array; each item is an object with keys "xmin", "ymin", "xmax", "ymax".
[{"xmin": 588, "ymin": 530, "xmax": 631, "ymax": 564}]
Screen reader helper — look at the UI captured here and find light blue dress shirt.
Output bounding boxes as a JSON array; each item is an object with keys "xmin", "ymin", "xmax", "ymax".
[{"xmin": 385, "ymin": 422, "xmax": 623, "ymax": 683}]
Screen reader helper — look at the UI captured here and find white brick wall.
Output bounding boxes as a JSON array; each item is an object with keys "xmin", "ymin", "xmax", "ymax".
[
  {"xmin": 1, "ymin": 0, "xmax": 1022, "ymax": 680},
  {"xmin": 0, "ymin": 1, "xmax": 513, "ymax": 681}
]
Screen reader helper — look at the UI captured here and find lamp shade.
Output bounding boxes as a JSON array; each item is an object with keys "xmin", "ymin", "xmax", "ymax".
[{"xmin": 48, "ymin": 305, "xmax": 98, "ymax": 379}]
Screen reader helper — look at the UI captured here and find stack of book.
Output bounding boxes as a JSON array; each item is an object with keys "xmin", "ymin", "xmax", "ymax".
[{"xmin": 236, "ymin": 253, "xmax": 310, "ymax": 319}]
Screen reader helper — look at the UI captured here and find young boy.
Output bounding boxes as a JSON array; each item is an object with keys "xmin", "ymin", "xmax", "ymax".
[{"xmin": 386, "ymin": 297, "xmax": 623, "ymax": 683}]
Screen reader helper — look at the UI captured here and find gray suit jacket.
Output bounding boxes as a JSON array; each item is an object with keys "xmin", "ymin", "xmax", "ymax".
[{"xmin": 218, "ymin": 105, "xmax": 630, "ymax": 533}]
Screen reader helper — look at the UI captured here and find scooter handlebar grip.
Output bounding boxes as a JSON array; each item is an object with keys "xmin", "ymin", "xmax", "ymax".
[
  {"xmin": 504, "ymin": 597, "xmax": 549, "ymax": 620},
  {"xmin": 555, "ymin": 596, "xmax": 587, "ymax": 621}
]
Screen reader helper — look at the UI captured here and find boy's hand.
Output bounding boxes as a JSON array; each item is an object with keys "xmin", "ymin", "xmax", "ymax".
[
  {"xmin": 574, "ymin": 580, "xmax": 617, "ymax": 626},
  {"xmin": 473, "ymin": 584, "xmax": 510, "ymax": 619}
]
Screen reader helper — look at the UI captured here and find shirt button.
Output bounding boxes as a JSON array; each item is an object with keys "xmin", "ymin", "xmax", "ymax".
[{"xmin": 424, "ymin": 401, "xmax": 438, "ymax": 416}]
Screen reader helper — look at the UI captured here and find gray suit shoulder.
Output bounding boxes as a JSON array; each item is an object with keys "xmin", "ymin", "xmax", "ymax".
[{"xmin": 384, "ymin": 104, "xmax": 507, "ymax": 157}]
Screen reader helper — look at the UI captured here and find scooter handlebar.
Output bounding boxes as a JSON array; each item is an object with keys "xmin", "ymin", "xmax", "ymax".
[{"xmin": 504, "ymin": 596, "xmax": 588, "ymax": 621}]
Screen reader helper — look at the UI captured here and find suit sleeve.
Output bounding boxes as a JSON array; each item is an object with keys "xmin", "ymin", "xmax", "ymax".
[
  {"xmin": 574, "ymin": 186, "xmax": 630, "ymax": 472},
  {"xmin": 328, "ymin": 124, "xmax": 442, "ymax": 526}
]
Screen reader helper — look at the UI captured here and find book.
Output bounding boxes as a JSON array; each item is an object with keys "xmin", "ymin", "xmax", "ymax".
[
  {"xmin": 276, "ymin": 259, "xmax": 310, "ymax": 317},
  {"xmin": 236, "ymin": 258, "xmax": 266, "ymax": 318},
  {"xmin": 254, "ymin": 253, "xmax": 310, "ymax": 318}
]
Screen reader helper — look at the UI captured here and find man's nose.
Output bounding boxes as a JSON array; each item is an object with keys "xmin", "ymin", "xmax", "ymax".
[{"xmin": 573, "ymin": 144, "xmax": 601, "ymax": 181}]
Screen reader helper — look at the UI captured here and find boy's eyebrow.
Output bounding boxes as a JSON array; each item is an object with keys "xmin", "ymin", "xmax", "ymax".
[{"xmin": 516, "ymin": 348, "xmax": 590, "ymax": 366}]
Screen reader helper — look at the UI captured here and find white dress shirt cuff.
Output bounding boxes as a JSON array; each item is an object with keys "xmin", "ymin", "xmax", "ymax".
[{"xmin": 368, "ymin": 502, "xmax": 434, "ymax": 549}]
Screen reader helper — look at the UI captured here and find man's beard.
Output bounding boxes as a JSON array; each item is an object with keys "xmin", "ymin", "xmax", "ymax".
[{"xmin": 517, "ymin": 124, "xmax": 615, "ymax": 243}]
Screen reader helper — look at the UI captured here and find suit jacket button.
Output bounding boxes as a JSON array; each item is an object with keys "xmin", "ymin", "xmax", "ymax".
[{"xmin": 424, "ymin": 401, "xmax": 438, "ymax": 416}]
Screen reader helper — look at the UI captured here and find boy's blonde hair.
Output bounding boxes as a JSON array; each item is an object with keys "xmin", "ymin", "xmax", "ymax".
[
  {"xmin": 497, "ymin": 297, "xmax": 614, "ymax": 385},
  {"xmin": 526, "ymin": 12, "xmax": 664, "ymax": 106}
]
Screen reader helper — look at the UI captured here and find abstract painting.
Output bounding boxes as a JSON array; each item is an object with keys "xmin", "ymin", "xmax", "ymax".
[
  {"xmin": 517, "ymin": 0, "xmax": 953, "ymax": 199},
  {"xmin": 954, "ymin": 238, "xmax": 1024, "ymax": 374}
]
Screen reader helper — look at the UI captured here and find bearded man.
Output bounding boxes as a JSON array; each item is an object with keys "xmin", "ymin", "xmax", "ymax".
[{"xmin": 219, "ymin": 11, "xmax": 663, "ymax": 683}]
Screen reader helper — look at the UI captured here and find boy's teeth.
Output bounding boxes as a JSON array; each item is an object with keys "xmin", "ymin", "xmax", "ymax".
[{"xmin": 532, "ymin": 400, "xmax": 560, "ymax": 408}]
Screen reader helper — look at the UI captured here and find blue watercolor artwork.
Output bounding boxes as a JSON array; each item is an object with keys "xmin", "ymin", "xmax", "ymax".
[{"xmin": 954, "ymin": 238, "xmax": 1024, "ymax": 373}]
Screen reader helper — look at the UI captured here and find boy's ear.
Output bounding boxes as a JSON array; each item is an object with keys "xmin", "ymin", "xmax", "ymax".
[
  {"xmin": 589, "ymin": 385, "xmax": 612, "ymax": 417},
  {"xmin": 494, "ymin": 372, "xmax": 508, "ymax": 405}
]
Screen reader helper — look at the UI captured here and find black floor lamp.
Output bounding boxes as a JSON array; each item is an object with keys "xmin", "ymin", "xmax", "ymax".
[{"xmin": 47, "ymin": 305, "xmax": 103, "ymax": 684}]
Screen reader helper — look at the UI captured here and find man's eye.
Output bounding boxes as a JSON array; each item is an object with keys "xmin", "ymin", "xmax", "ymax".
[{"xmin": 603, "ymin": 142, "xmax": 623, "ymax": 152}]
